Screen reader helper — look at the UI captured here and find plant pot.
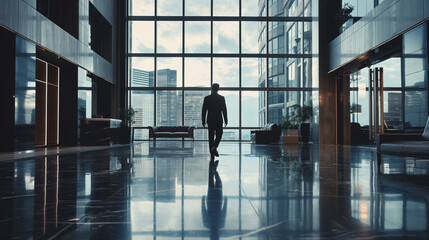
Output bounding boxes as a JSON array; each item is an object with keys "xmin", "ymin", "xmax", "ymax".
[
  {"xmin": 284, "ymin": 128, "xmax": 299, "ymax": 144},
  {"xmin": 299, "ymin": 123, "xmax": 310, "ymax": 144},
  {"xmin": 118, "ymin": 127, "xmax": 131, "ymax": 144}
]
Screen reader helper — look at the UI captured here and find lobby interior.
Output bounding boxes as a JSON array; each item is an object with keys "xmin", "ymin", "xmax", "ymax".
[{"xmin": 1, "ymin": 0, "xmax": 429, "ymax": 239}]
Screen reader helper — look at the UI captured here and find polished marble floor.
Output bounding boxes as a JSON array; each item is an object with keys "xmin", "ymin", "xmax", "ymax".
[{"xmin": 1, "ymin": 141, "xmax": 429, "ymax": 239}]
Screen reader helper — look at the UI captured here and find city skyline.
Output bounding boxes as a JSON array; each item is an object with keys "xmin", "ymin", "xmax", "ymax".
[{"xmin": 131, "ymin": 67, "xmax": 243, "ymax": 140}]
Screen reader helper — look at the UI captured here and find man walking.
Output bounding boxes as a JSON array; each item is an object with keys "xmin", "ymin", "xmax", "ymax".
[{"xmin": 202, "ymin": 83, "xmax": 228, "ymax": 157}]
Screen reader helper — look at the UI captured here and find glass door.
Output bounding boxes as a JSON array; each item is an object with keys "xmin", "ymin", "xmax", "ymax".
[
  {"xmin": 35, "ymin": 59, "xmax": 60, "ymax": 147},
  {"xmin": 350, "ymin": 58, "xmax": 403, "ymax": 144},
  {"xmin": 369, "ymin": 67, "xmax": 384, "ymax": 140}
]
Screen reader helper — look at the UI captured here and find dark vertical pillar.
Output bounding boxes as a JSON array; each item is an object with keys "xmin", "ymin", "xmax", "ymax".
[
  {"xmin": 318, "ymin": 0, "xmax": 341, "ymax": 145},
  {"xmin": 96, "ymin": 77, "xmax": 112, "ymax": 118},
  {"xmin": 0, "ymin": 29, "xmax": 16, "ymax": 152},
  {"xmin": 59, "ymin": 59, "xmax": 78, "ymax": 146},
  {"xmin": 115, "ymin": 0, "xmax": 127, "ymax": 114},
  {"xmin": 15, "ymin": 36, "xmax": 36, "ymax": 151},
  {"xmin": 91, "ymin": 77, "xmax": 98, "ymax": 116}
]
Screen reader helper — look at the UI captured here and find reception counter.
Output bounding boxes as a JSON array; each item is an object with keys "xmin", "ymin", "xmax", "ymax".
[{"xmin": 80, "ymin": 118, "xmax": 122, "ymax": 145}]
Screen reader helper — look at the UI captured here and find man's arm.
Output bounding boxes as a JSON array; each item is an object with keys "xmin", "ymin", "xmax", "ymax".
[
  {"xmin": 202, "ymin": 97, "xmax": 207, "ymax": 127},
  {"xmin": 222, "ymin": 97, "xmax": 228, "ymax": 126}
]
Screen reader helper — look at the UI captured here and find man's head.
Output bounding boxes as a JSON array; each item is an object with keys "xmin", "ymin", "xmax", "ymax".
[{"xmin": 211, "ymin": 83, "xmax": 220, "ymax": 93}]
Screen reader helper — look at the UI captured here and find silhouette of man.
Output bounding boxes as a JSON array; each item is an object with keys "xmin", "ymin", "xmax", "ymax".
[
  {"xmin": 201, "ymin": 158, "xmax": 227, "ymax": 240},
  {"xmin": 202, "ymin": 83, "xmax": 228, "ymax": 157}
]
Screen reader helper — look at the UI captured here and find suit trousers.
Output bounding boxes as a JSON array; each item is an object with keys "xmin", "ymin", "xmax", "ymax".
[{"xmin": 208, "ymin": 125, "xmax": 223, "ymax": 150}]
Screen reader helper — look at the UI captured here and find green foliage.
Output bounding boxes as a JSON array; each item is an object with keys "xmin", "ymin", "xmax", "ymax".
[
  {"xmin": 120, "ymin": 107, "xmax": 136, "ymax": 128},
  {"xmin": 336, "ymin": 3, "xmax": 355, "ymax": 24},
  {"xmin": 281, "ymin": 104, "xmax": 313, "ymax": 129},
  {"xmin": 281, "ymin": 115, "xmax": 299, "ymax": 129}
]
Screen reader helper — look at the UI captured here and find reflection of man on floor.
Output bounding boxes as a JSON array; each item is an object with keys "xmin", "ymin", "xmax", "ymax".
[
  {"xmin": 201, "ymin": 157, "xmax": 228, "ymax": 240},
  {"xmin": 202, "ymin": 83, "xmax": 228, "ymax": 157}
]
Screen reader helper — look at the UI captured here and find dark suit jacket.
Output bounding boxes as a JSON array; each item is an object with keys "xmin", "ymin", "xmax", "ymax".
[{"xmin": 202, "ymin": 93, "xmax": 228, "ymax": 127}]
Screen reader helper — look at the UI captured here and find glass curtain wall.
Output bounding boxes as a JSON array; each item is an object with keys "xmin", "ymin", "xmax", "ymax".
[
  {"xmin": 341, "ymin": 0, "xmax": 384, "ymax": 32},
  {"xmin": 350, "ymin": 23, "xmax": 429, "ymax": 137},
  {"xmin": 127, "ymin": 0, "xmax": 318, "ymax": 141}
]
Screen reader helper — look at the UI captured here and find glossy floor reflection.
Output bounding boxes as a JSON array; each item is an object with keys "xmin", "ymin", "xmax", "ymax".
[{"xmin": 1, "ymin": 142, "xmax": 429, "ymax": 239}]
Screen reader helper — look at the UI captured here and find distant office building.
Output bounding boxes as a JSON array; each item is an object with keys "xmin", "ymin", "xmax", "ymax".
[
  {"xmin": 258, "ymin": 0, "xmax": 313, "ymax": 126},
  {"xmin": 156, "ymin": 69, "xmax": 181, "ymax": 126},
  {"xmin": 132, "ymin": 68, "xmax": 182, "ymax": 139},
  {"xmin": 184, "ymin": 91, "xmax": 208, "ymax": 140},
  {"xmin": 384, "ymin": 93, "xmax": 402, "ymax": 129},
  {"xmin": 131, "ymin": 68, "xmax": 153, "ymax": 87},
  {"xmin": 131, "ymin": 68, "xmax": 154, "ymax": 139}
]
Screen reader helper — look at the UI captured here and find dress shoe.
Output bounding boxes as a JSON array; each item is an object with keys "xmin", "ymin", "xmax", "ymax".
[{"xmin": 211, "ymin": 147, "xmax": 219, "ymax": 157}]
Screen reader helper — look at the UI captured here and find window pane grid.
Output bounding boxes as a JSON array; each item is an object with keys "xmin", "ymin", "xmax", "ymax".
[{"xmin": 127, "ymin": 0, "xmax": 316, "ymax": 141}]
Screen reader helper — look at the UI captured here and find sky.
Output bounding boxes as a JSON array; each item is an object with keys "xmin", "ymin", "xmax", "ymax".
[{"xmin": 130, "ymin": 0, "xmax": 260, "ymax": 16}]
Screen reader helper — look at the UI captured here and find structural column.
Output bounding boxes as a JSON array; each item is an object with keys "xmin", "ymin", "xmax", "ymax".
[{"xmin": 318, "ymin": 0, "xmax": 342, "ymax": 144}]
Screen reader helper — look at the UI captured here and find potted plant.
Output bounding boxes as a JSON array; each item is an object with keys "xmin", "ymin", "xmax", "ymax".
[
  {"xmin": 336, "ymin": 3, "xmax": 355, "ymax": 32},
  {"xmin": 282, "ymin": 104, "xmax": 313, "ymax": 144},
  {"xmin": 281, "ymin": 114, "xmax": 299, "ymax": 144},
  {"xmin": 291, "ymin": 104, "xmax": 313, "ymax": 144},
  {"xmin": 336, "ymin": 3, "xmax": 354, "ymax": 24},
  {"xmin": 119, "ymin": 107, "xmax": 136, "ymax": 144}
]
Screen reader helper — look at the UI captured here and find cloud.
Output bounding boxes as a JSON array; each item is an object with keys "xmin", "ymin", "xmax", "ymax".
[
  {"xmin": 213, "ymin": 58, "xmax": 239, "ymax": 87},
  {"xmin": 185, "ymin": 0, "xmax": 210, "ymax": 16},
  {"xmin": 213, "ymin": 0, "xmax": 239, "ymax": 16},
  {"xmin": 242, "ymin": 22, "xmax": 261, "ymax": 53},
  {"xmin": 157, "ymin": 0, "xmax": 182, "ymax": 16},
  {"xmin": 131, "ymin": 21, "xmax": 154, "ymax": 53},
  {"xmin": 242, "ymin": 0, "xmax": 260, "ymax": 16},
  {"xmin": 157, "ymin": 21, "xmax": 182, "ymax": 53},
  {"xmin": 241, "ymin": 91, "xmax": 260, "ymax": 126},
  {"xmin": 213, "ymin": 22, "xmax": 239, "ymax": 53},
  {"xmin": 185, "ymin": 22, "xmax": 211, "ymax": 53},
  {"xmin": 130, "ymin": 0, "xmax": 154, "ymax": 16},
  {"xmin": 218, "ymin": 91, "xmax": 239, "ymax": 126},
  {"xmin": 185, "ymin": 58, "xmax": 210, "ymax": 87},
  {"xmin": 131, "ymin": 57, "xmax": 154, "ymax": 72},
  {"xmin": 242, "ymin": 58, "xmax": 259, "ymax": 87}
]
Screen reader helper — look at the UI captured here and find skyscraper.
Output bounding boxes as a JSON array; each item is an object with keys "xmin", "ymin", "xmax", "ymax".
[
  {"xmin": 132, "ymin": 68, "xmax": 183, "ymax": 139},
  {"xmin": 131, "ymin": 68, "xmax": 152, "ymax": 87},
  {"xmin": 184, "ymin": 91, "xmax": 209, "ymax": 140},
  {"xmin": 156, "ymin": 69, "xmax": 181, "ymax": 126},
  {"xmin": 131, "ymin": 68, "xmax": 154, "ymax": 139},
  {"xmin": 258, "ymin": 0, "xmax": 313, "ymax": 126}
]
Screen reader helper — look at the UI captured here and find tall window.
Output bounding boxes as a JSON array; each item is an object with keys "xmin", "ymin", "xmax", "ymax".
[{"xmin": 127, "ymin": 0, "xmax": 318, "ymax": 141}]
